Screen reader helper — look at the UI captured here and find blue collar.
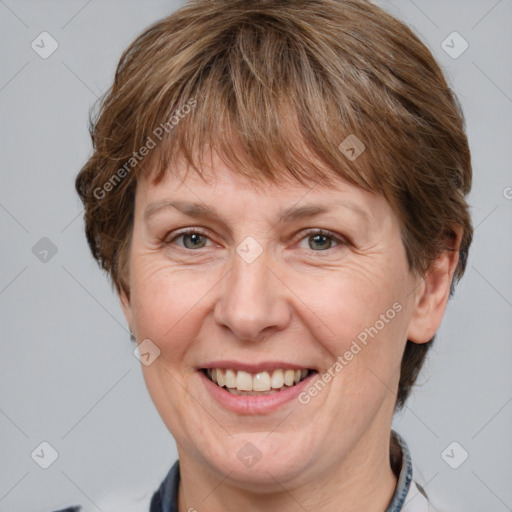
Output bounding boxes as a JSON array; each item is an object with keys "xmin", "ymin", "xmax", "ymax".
[
  {"xmin": 386, "ymin": 430, "xmax": 414, "ymax": 511},
  {"xmin": 151, "ymin": 430, "xmax": 413, "ymax": 512}
]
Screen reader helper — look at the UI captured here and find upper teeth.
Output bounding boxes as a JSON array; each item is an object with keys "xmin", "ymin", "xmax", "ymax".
[{"xmin": 207, "ymin": 368, "xmax": 309, "ymax": 392}]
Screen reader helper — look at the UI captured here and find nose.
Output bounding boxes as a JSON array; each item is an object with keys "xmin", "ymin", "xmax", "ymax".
[{"xmin": 213, "ymin": 249, "xmax": 292, "ymax": 342}]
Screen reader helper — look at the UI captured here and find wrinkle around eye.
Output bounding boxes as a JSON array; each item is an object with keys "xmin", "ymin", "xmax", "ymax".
[{"xmin": 144, "ymin": 222, "xmax": 373, "ymax": 263}]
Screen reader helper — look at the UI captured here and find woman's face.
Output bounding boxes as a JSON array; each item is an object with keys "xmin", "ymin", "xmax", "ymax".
[{"xmin": 121, "ymin": 151, "xmax": 426, "ymax": 488}]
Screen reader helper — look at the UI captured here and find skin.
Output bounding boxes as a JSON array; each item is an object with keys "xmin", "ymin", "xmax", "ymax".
[{"xmin": 120, "ymin": 150, "xmax": 461, "ymax": 512}]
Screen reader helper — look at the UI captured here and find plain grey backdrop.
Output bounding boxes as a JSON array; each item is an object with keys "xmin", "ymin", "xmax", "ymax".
[{"xmin": 1, "ymin": 0, "xmax": 511, "ymax": 511}]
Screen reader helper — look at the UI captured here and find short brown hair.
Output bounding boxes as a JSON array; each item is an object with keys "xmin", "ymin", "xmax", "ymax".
[{"xmin": 76, "ymin": 0, "xmax": 472, "ymax": 409}]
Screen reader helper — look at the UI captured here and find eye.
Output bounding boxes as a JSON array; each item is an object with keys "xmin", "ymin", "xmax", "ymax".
[
  {"xmin": 165, "ymin": 228, "xmax": 213, "ymax": 250},
  {"xmin": 164, "ymin": 228, "xmax": 347, "ymax": 252},
  {"xmin": 297, "ymin": 229, "xmax": 346, "ymax": 251}
]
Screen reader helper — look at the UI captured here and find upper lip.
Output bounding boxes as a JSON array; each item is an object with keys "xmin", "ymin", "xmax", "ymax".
[{"xmin": 199, "ymin": 360, "xmax": 317, "ymax": 373}]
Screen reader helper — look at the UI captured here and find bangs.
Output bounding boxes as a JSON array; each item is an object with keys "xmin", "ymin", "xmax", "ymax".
[{"xmin": 130, "ymin": 14, "xmax": 381, "ymax": 193}]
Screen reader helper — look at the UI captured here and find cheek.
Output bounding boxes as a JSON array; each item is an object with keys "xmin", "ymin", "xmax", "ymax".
[
  {"xmin": 289, "ymin": 262, "xmax": 410, "ymax": 411},
  {"xmin": 292, "ymin": 262, "xmax": 406, "ymax": 346},
  {"xmin": 129, "ymin": 255, "xmax": 222, "ymax": 361}
]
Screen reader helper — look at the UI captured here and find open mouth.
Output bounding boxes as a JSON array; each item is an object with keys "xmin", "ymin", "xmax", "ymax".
[{"xmin": 202, "ymin": 368, "xmax": 317, "ymax": 396}]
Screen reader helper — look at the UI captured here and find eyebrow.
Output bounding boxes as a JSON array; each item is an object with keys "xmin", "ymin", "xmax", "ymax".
[{"xmin": 143, "ymin": 199, "xmax": 369, "ymax": 224}]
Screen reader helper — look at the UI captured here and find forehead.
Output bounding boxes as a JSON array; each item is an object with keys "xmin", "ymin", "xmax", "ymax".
[{"xmin": 136, "ymin": 151, "xmax": 393, "ymax": 231}]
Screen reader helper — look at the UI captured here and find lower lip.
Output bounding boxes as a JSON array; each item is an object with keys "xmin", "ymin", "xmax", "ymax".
[{"xmin": 199, "ymin": 370, "xmax": 317, "ymax": 414}]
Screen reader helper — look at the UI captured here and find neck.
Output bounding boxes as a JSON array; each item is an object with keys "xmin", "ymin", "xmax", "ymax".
[{"xmin": 177, "ymin": 426, "xmax": 398, "ymax": 512}]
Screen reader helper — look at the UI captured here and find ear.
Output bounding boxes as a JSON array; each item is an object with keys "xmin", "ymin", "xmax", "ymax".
[{"xmin": 406, "ymin": 226, "xmax": 462, "ymax": 344}]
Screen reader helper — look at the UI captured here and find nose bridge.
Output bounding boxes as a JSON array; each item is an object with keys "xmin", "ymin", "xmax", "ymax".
[{"xmin": 214, "ymin": 248, "xmax": 290, "ymax": 340}]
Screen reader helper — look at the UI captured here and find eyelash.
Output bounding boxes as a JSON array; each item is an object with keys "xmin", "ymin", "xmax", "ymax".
[{"xmin": 164, "ymin": 227, "xmax": 348, "ymax": 252}]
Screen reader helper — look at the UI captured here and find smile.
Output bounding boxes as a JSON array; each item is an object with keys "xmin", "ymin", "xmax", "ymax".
[{"xmin": 203, "ymin": 368, "xmax": 313, "ymax": 395}]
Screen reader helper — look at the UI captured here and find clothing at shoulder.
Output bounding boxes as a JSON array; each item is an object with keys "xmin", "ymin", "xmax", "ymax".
[
  {"xmin": 389, "ymin": 431, "xmax": 438, "ymax": 512},
  {"xmin": 49, "ymin": 431, "xmax": 437, "ymax": 512}
]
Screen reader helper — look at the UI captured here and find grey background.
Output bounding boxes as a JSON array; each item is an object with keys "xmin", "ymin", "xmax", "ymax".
[{"xmin": 1, "ymin": 1, "xmax": 511, "ymax": 511}]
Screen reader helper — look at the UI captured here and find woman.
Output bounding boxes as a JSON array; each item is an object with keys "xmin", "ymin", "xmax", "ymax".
[{"xmin": 64, "ymin": 0, "xmax": 473, "ymax": 510}]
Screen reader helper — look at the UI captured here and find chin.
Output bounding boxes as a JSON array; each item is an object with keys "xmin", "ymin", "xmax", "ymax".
[{"xmin": 195, "ymin": 433, "xmax": 316, "ymax": 489}]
